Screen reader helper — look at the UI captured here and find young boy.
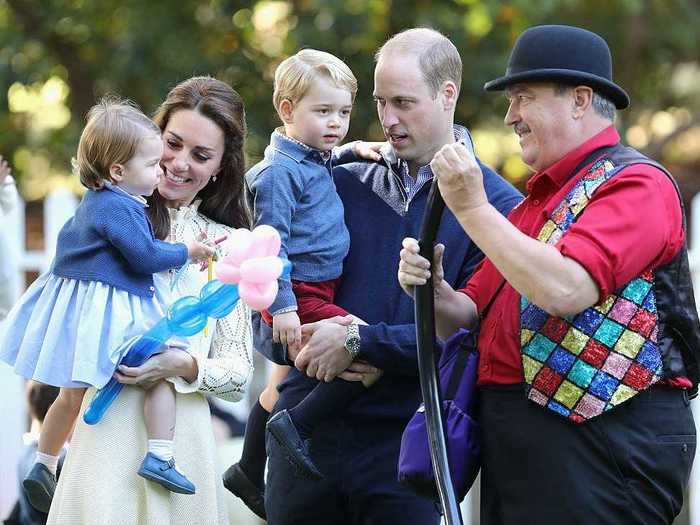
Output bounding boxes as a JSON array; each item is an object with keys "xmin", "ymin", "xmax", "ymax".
[{"xmin": 223, "ymin": 49, "xmax": 381, "ymax": 518}]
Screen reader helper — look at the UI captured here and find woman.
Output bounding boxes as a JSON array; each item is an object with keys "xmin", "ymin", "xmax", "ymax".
[{"xmin": 48, "ymin": 77, "xmax": 253, "ymax": 524}]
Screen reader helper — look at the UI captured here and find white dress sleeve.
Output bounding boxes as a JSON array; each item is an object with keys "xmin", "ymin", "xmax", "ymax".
[
  {"xmin": 192, "ymin": 300, "xmax": 253, "ymax": 401},
  {"xmin": 164, "ymin": 202, "xmax": 254, "ymax": 402}
]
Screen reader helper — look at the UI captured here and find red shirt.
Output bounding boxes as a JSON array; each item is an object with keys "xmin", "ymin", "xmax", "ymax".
[{"xmin": 461, "ymin": 126, "xmax": 687, "ymax": 385}]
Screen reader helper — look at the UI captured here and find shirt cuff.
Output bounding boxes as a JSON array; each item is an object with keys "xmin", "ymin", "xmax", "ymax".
[
  {"xmin": 269, "ymin": 280, "xmax": 297, "ymax": 314},
  {"xmin": 332, "ymin": 142, "xmax": 359, "ymax": 165},
  {"xmin": 271, "ymin": 305, "xmax": 298, "ymax": 316}
]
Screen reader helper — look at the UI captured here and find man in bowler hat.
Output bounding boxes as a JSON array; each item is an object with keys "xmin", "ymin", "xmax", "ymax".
[{"xmin": 399, "ymin": 25, "xmax": 699, "ymax": 523}]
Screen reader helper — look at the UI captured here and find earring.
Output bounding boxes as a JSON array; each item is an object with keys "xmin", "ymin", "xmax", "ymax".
[{"xmin": 212, "ymin": 175, "xmax": 217, "ymax": 182}]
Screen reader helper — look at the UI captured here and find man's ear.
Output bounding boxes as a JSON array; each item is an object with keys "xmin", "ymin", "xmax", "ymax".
[
  {"xmin": 279, "ymin": 99, "xmax": 295, "ymax": 124},
  {"xmin": 572, "ymin": 86, "xmax": 593, "ymax": 119},
  {"xmin": 109, "ymin": 163, "xmax": 124, "ymax": 183},
  {"xmin": 440, "ymin": 80, "xmax": 459, "ymax": 111}
]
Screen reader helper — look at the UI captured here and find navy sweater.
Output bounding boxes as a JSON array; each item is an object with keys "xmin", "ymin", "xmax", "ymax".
[{"xmin": 255, "ymin": 144, "xmax": 522, "ymax": 423}]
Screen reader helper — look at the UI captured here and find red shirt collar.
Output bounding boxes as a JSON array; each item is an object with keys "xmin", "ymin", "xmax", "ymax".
[{"xmin": 525, "ymin": 126, "xmax": 621, "ymax": 193}]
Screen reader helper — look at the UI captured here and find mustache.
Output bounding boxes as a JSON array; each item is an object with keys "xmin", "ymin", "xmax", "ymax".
[
  {"xmin": 514, "ymin": 123, "xmax": 531, "ymax": 135},
  {"xmin": 384, "ymin": 127, "xmax": 408, "ymax": 136}
]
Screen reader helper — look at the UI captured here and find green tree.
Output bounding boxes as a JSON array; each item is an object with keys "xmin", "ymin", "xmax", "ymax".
[{"xmin": 1, "ymin": 0, "xmax": 699, "ymax": 197}]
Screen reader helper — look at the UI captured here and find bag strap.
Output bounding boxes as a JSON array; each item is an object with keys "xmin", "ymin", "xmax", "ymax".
[
  {"xmin": 445, "ymin": 340, "xmax": 471, "ymax": 400},
  {"xmin": 478, "ymin": 279, "xmax": 506, "ymax": 322},
  {"xmin": 443, "ymin": 280, "xmax": 507, "ymax": 400}
]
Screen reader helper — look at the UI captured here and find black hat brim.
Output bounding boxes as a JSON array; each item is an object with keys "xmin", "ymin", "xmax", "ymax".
[{"xmin": 484, "ymin": 68, "xmax": 630, "ymax": 110}]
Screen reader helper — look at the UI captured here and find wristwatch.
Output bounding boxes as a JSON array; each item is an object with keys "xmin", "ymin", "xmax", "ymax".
[{"xmin": 344, "ymin": 324, "xmax": 361, "ymax": 359}]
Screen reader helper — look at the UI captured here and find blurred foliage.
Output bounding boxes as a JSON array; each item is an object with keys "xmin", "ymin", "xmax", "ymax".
[{"xmin": 1, "ymin": 0, "xmax": 700, "ymax": 199}]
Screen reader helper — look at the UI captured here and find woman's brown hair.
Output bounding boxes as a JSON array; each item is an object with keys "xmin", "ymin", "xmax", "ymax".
[{"xmin": 148, "ymin": 77, "xmax": 250, "ymax": 239}]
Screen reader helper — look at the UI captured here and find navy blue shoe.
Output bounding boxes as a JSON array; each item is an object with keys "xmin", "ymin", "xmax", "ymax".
[
  {"xmin": 222, "ymin": 463, "xmax": 266, "ymax": 519},
  {"xmin": 138, "ymin": 453, "xmax": 196, "ymax": 495},
  {"xmin": 23, "ymin": 463, "xmax": 56, "ymax": 513},
  {"xmin": 267, "ymin": 409, "xmax": 323, "ymax": 480}
]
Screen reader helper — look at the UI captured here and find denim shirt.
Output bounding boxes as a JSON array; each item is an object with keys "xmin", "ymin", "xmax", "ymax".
[{"xmin": 246, "ymin": 130, "xmax": 351, "ymax": 315}]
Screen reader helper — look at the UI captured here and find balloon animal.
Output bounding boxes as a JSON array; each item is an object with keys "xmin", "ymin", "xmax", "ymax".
[{"xmin": 83, "ymin": 225, "xmax": 290, "ymax": 425}]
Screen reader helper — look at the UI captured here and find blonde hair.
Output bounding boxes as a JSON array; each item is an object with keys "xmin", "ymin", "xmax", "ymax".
[
  {"xmin": 74, "ymin": 97, "xmax": 161, "ymax": 190},
  {"xmin": 273, "ymin": 49, "xmax": 358, "ymax": 114},
  {"xmin": 376, "ymin": 28, "xmax": 462, "ymax": 97}
]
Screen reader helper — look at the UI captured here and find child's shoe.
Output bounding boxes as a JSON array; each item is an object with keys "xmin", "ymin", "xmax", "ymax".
[
  {"xmin": 266, "ymin": 409, "xmax": 323, "ymax": 480},
  {"xmin": 222, "ymin": 463, "xmax": 266, "ymax": 519},
  {"xmin": 23, "ymin": 463, "xmax": 56, "ymax": 513},
  {"xmin": 138, "ymin": 452, "xmax": 196, "ymax": 494}
]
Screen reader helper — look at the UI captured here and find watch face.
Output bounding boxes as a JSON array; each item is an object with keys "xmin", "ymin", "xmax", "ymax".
[{"xmin": 345, "ymin": 325, "xmax": 360, "ymax": 357}]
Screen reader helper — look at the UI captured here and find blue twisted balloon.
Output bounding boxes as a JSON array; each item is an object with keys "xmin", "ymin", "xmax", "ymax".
[{"xmin": 83, "ymin": 261, "xmax": 291, "ymax": 425}]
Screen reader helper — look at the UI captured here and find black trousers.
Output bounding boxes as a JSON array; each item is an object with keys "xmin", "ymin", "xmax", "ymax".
[
  {"xmin": 265, "ymin": 415, "xmax": 440, "ymax": 525},
  {"xmin": 479, "ymin": 384, "xmax": 696, "ymax": 525}
]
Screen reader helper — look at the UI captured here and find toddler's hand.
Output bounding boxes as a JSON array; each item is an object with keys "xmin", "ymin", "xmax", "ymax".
[
  {"xmin": 353, "ymin": 141, "xmax": 384, "ymax": 162},
  {"xmin": 186, "ymin": 239, "xmax": 215, "ymax": 262},
  {"xmin": 273, "ymin": 311, "xmax": 301, "ymax": 351}
]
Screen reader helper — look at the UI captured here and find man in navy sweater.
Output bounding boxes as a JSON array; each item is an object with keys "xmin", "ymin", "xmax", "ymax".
[{"xmin": 255, "ymin": 28, "xmax": 522, "ymax": 524}]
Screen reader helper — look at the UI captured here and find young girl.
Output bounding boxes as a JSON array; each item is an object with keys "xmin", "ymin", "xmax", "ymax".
[{"xmin": 0, "ymin": 99, "xmax": 214, "ymax": 513}]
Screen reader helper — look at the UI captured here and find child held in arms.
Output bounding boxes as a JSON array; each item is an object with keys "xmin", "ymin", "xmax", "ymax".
[
  {"xmin": 223, "ymin": 49, "xmax": 383, "ymax": 518},
  {"xmin": 0, "ymin": 99, "xmax": 215, "ymax": 512}
]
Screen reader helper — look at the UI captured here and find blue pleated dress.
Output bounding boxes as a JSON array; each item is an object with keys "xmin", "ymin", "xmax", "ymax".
[
  {"xmin": 0, "ymin": 272, "xmax": 169, "ymax": 389},
  {"xmin": 0, "ymin": 185, "xmax": 189, "ymax": 390}
]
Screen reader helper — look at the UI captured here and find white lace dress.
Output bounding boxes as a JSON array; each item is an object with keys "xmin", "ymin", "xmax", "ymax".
[{"xmin": 48, "ymin": 202, "xmax": 254, "ymax": 525}]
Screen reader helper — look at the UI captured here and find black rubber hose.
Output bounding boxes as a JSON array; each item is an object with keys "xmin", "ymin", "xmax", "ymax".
[{"xmin": 414, "ymin": 179, "xmax": 463, "ymax": 524}]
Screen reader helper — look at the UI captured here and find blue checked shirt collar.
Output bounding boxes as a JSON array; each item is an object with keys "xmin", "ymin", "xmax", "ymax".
[
  {"xmin": 270, "ymin": 128, "xmax": 332, "ymax": 165},
  {"xmin": 395, "ymin": 125, "xmax": 473, "ymax": 201}
]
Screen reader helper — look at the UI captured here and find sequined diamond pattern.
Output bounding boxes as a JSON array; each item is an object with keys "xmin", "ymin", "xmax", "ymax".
[{"xmin": 520, "ymin": 158, "xmax": 663, "ymax": 422}]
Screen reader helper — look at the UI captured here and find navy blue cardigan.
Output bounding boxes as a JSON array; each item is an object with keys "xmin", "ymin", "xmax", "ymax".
[{"xmin": 52, "ymin": 185, "xmax": 188, "ymax": 297}]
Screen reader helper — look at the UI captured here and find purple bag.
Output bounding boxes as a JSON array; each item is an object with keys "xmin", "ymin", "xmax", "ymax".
[{"xmin": 398, "ymin": 328, "xmax": 481, "ymax": 501}]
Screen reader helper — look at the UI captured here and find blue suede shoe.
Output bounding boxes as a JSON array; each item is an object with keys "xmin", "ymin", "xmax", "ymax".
[
  {"xmin": 138, "ymin": 453, "xmax": 196, "ymax": 495},
  {"xmin": 23, "ymin": 463, "xmax": 56, "ymax": 513}
]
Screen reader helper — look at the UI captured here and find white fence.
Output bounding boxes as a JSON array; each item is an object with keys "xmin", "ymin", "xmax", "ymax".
[
  {"xmin": 0, "ymin": 189, "xmax": 78, "ymax": 519},
  {"xmin": 2, "ymin": 190, "xmax": 700, "ymax": 524}
]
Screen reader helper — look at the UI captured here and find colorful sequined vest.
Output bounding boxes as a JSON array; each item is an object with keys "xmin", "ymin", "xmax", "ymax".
[{"xmin": 520, "ymin": 144, "xmax": 700, "ymax": 423}]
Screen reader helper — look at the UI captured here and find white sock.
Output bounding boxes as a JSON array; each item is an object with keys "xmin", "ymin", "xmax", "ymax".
[
  {"xmin": 148, "ymin": 439, "xmax": 174, "ymax": 462},
  {"xmin": 35, "ymin": 451, "xmax": 59, "ymax": 476}
]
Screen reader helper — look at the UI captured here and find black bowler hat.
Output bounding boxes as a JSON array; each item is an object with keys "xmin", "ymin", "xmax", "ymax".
[{"xmin": 484, "ymin": 25, "xmax": 630, "ymax": 109}]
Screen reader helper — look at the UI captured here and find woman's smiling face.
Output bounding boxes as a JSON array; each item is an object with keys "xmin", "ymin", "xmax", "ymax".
[{"xmin": 158, "ymin": 109, "xmax": 225, "ymax": 208}]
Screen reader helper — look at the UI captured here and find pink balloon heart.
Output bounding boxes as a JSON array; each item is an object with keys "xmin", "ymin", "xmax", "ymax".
[
  {"xmin": 226, "ymin": 228, "xmax": 254, "ymax": 266},
  {"xmin": 240, "ymin": 256, "xmax": 283, "ymax": 284},
  {"xmin": 239, "ymin": 280, "xmax": 278, "ymax": 311},
  {"xmin": 215, "ymin": 261, "xmax": 241, "ymax": 284},
  {"xmin": 215, "ymin": 225, "xmax": 286, "ymax": 311},
  {"xmin": 250, "ymin": 225, "xmax": 281, "ymax": 258}
]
